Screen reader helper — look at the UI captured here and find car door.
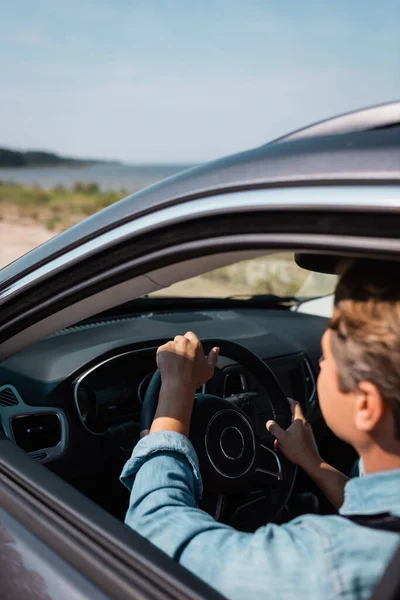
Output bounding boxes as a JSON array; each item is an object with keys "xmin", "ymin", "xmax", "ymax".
[{"xmin": 0, "ymin": 427, "xmax": 226, "ymax": 600}]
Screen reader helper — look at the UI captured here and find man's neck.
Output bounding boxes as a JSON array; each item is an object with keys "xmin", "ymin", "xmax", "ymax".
[{"xmin": 360, "ymin": 445, "xmax": 400, "ymax": 474}]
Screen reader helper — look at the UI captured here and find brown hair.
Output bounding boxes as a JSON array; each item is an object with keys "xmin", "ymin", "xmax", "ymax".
[{"xmin": 329, "ymin": 258, "xmax": 400, "ymax": 439}]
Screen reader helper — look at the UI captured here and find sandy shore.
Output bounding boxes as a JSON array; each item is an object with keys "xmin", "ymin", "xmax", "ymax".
[{"xmin": 0, "ymin": 220, "xmax": 55, "ymax": 270}]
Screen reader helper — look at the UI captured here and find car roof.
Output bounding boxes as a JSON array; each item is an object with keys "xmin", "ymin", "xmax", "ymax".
[{"xmin": 1, "ymin": 100, "xmax": 400, "ymax": 286}]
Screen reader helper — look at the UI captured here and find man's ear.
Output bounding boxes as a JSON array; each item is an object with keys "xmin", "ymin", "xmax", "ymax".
[{"xmin": 354, "ymin": 381, "xmax": 385, "ymax": 432}]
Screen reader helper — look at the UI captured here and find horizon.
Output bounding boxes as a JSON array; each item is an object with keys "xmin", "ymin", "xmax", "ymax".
[{"xmin": 1, "ymin": 1, "xmax": 399, "ymax": 163}]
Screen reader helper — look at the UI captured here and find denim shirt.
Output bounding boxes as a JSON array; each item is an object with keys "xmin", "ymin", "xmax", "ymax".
[{"xmin": 121, "ymin": 432, "xmax": 400, "ymax": 600}]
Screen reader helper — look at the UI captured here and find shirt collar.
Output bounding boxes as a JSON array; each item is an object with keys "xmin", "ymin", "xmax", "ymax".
[{"xmin": 340, "ymin": 468, "xmax": 400, "ymax": 516}]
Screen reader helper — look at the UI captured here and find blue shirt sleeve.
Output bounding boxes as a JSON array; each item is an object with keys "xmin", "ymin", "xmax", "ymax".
[{"xmin": 121, "ymin": 431, "xmax": 328, "ymax": 600}]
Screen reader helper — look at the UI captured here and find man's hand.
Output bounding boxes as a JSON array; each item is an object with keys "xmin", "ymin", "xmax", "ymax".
[
  {"xmin": 150, "ymin": 332, "xmax": 219, "ymax": 437},
  {"xmin": 267, "ymin": 398, "xmax": 349, "ymax": 509},
  {"xmin": 266, "ymin": 398, "xmax": 322, "ymax": 475},
  {"xmin": 157, "ymin": 332, "xmax": 219, "ymax": 393}
]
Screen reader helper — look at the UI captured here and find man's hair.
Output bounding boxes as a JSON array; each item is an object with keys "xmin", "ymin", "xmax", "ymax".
[{"xmin": 329, "ymin": 258, "xmax": 400, "ymax": 439}]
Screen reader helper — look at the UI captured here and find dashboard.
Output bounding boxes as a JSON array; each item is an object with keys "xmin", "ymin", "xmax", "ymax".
[{"xmin": 0, "ymin": 307, "xmax": 328, "ymax": 483}]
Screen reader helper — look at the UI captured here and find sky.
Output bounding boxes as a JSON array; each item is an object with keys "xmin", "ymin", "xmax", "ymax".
[{"xmin": 1, "ymin": 0, "xmax": 399, "ymax": 163}]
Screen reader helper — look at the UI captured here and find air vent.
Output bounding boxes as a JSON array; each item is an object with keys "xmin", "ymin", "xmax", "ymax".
[
  {"xmin": 0, "ymin": 386, "xmax": 19, "ymax": 407},
  {"xmin": 11, "ymin": 413, "xmax": 61, "ymax": 453}
]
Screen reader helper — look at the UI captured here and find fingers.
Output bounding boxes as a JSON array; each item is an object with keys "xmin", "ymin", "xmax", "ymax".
[
  {"xmin": 167, "ymin": 333, "xmax": 197, "ymax": 357},
  {"xmin": 207, "ymin": 347, "xmax": 220, "ymax": 368},
  {"xmin": 158, "ymin": 334, "xmax": 218, "ymax": 375},
  {"xmin": 287, "ymin": 397, "xmax": 305, "ymax": 421},
  {"xmin": 183, "ymin": 331, "xmax": 200, "ymax": 344},
  {"xmin": 266, "ymin": 419, "xmax": 286, "ymax": 442}
]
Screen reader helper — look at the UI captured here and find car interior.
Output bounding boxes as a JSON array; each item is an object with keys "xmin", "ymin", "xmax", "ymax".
[{"xmin": 0, "ymin": 248, "xmax": 360, "ymax": 533}]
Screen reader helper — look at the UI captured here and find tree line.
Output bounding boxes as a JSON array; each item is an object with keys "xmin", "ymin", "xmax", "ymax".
[
  {"xmin": 0, "ymin": 148, "xmax": 116, "ymax": 168},
  {"xmin": 0, "ymin": 147, "xmax": 85, "ymax": 168}
]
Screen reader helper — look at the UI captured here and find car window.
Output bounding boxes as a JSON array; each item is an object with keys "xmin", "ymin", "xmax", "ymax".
[{"xmin": 149, "ymin": 252, "xmax": 337, "ymax": 300}]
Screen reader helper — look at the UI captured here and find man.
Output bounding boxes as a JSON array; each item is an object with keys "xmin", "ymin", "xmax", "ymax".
[{"xmin": 121, "ymin": 259, "xmax": 400, "ymax": 599}]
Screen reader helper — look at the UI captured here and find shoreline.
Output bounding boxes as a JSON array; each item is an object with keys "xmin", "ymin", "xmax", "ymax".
[{"xmin": 0, "ymin": 181, "xmax": 127, "ymax": 231}]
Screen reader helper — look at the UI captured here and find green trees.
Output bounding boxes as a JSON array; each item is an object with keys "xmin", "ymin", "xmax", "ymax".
[
  {"xmin": 0, "ymin": 148, "xmax": 80, "ymax": 168},
  {"xmin": 0, "ymin": 149, "xmax": 26, "ymax": 167}
]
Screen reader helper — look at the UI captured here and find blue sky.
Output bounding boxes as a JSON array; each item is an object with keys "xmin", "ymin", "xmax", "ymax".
[{"xmin": 1, "ymin": 0, "xmax": 399, "ymax": 163}]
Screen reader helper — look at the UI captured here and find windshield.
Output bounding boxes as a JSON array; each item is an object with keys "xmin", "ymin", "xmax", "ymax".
[{"xmin": 149, "ymin": 253, "xmax": 337, "ymax": 300}]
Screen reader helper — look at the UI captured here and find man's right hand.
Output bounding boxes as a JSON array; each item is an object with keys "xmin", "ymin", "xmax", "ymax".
[{"xmin": 266, "ymin": 398, "xmax": 322, "ymax": 475}]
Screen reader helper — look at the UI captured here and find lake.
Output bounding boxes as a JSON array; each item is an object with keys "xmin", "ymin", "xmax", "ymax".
[{"xmin": 0, "ymin": 162, "xmax": 197, "ymax": 193}]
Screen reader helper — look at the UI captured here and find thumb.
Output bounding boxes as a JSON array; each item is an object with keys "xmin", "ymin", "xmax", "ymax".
[
  {"xmin": 266, "ymin": 419, "xmax": 286, "ymax": 443},
  {"xmin": 207, "ymin": 347, "xmax": 219, "ymax": 369}
]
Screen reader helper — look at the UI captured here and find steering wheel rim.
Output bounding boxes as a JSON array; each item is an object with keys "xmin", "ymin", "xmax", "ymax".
[{"xmin": 141, "ymin": 338, "xmax": 297, "ymax": 521}]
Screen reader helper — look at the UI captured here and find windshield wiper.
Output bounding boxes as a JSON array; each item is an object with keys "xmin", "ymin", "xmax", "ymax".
[
  {"xmin": 226, "ymin": 293, "xmax": 332, "ymax": 306},
  {"xmin": 133, "ymin": 294, "xmax": 301, "ymax": 307},
  {"xmin": 226, "ymin": 293, "xmax": 299, "ymax": 305}
]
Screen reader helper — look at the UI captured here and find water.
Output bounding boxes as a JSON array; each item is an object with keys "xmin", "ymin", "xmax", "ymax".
[{"xmin": 0, "ymin": 162, "xmax": 197, "ymax": 193}]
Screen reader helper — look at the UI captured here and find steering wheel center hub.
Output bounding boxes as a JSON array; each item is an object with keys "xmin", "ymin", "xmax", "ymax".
[
  {"xmin": 220, "ymin": 426, "xmax": 245, "ymax": 460},
  {"xmin": 205, "ymin": 409, "xmax": 255, "ymax": 478}
]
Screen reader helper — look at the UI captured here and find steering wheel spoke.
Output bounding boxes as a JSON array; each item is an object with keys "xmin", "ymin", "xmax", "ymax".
[{"xmin": 255, "ymin": 443, "xmax": 283, "ymax": 481}]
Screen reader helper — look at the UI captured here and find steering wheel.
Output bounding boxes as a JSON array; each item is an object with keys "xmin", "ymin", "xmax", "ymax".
[{"xmin": 141, "ymin": 339, "xmax": 297, "ymax": 525}]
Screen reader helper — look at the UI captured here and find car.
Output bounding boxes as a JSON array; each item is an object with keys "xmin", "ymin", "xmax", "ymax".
[{"xmin": 1, "ymin": 101, "xmax": 400, "ymax": 600}]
